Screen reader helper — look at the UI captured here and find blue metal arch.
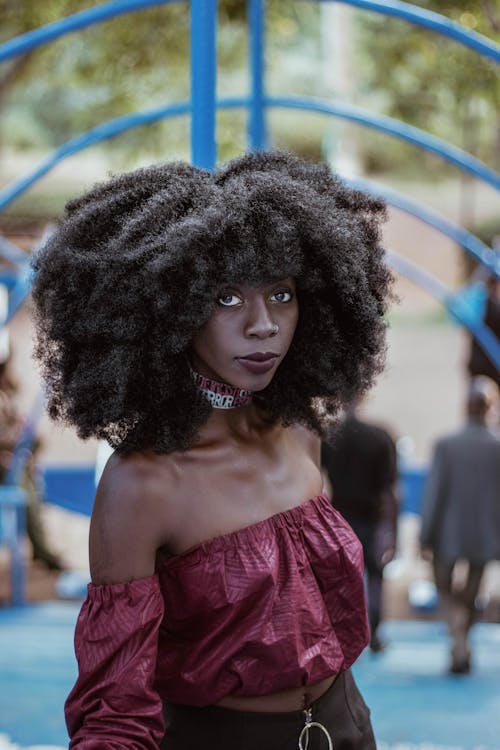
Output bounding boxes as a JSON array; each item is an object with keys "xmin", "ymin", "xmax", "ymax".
[
  {"xmin": 0, "ymin": 0, "xmax": 182, "ymax": 64},
  {"xmin": 307, "ymin": 0, "xmax": 500, "ymax": 63},
  {"xmin": 0, "ymin": 0, "xmax": 498, "ymax": 322},
  {"xmin": 266, "ymin": 96, "xmax": 500, "ymax": 192},
  {"xmin": 345, "ymin": 175, "xmax": 500, "ymax": 276},
  {"xmin": 0, "ymin": 0, "xmax": 217, "ymax": 173},
  {"xmin": 386, "ymin": 249, "xmax": 500, "ymax": 372},
  {"xmin": 1, "ymin": 0, "xmax": 499, "ymax": 64},
  {"xmin": 0, "ymin": 96, "xmax": 496, "ymax": 277},
  {"xmin": 1, "ymin": 95, "xmax": 499, "ymax": 211}
]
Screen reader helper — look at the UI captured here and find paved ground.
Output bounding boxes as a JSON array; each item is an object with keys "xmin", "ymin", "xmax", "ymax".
[{"xmin": 0, "ymin": 602, "xmax": 499, "ymax": 750}]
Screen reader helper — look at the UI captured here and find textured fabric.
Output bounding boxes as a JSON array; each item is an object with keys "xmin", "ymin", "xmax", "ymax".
[
  {"xmin": 65, "ymin": 576, "xmax": 165, "ymax": 749},
  {"xmin": 162, "ymin": 670, "xmax": 375, "ymax": 750},
  {"xmin": 66, "ymin": 493, "xmax": 369, "ymax": 747},
  {"xmin": 155, "ymin": 493, "xmax": 368, "ymax": 705},
  {"xmin": 420, "ymin": 423, "xmax": 500, "ymax": 563}
]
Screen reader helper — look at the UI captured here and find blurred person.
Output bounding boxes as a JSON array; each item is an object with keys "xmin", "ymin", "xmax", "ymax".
[
  {"xmin": 0, "ymin": 350, "xmax": 64, "ymax": 571},
  {"xmin": 420, "ymin": 376, "xmax": 500, "ymax": 674},
  {"xmin": 30, "ymin": 152, "xmax": 394, "ymax": 750},
  {"xmin": 467, "ymin": 275, "xmax": 500, "ymax": 389},
  {"xmin": 321, "ymin": 403, "xmax": 399, "ymax": 653}
]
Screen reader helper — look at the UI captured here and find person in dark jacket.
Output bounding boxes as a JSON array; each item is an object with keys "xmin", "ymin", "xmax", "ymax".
[
  {"xmin": 420, "ymin": 376, "xmax": 500, "ymax": 674},
  {"xmin": 0, "ymin": 355, "xmax": 64, "ymax": 571},
  {"xmin": 321, "ymin": 405, "xmax": 399, "ymax": 652},
  {"xmin": 467, "ymin": 276, "xmax": 500, "ymax": 389}
]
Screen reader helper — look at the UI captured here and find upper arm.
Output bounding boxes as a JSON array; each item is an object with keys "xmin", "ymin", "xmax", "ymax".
[{"xmin": 89, "ymin": 456, "xmax": 170, "ymax": 585}]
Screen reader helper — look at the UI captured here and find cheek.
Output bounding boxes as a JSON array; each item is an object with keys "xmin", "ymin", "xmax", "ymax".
[
  {"xmin": 279, "ymin": 306, "xmax": 299, "ymax": 351},
  {"xmin": 192, "ymin": 317, "xmax": 228, "ymax": 359},
  {"xmin": 286, "ymin": 305, "xmax": 299, "ymax": 339}
]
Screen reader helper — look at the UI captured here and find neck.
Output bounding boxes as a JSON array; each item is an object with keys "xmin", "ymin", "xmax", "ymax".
[{"xmin": 195, "ymin": 401, "xmax": 278, "ymax": 450}]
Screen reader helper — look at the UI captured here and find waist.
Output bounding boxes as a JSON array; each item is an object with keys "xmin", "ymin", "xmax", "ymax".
[{"xmin": 216, "ymin": 673, "xmax": 338, "ymax": 713}]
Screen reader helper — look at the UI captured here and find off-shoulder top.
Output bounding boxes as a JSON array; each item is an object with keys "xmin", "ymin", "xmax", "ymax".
[{"xmin": 65, "ymin": 493, "xmax": 369, "ymax": 749}]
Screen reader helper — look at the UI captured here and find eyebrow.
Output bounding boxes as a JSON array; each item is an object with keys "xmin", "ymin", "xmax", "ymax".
[{"xmin": 217, "ymin": 278, "xmax": 295, "ymax": 295}]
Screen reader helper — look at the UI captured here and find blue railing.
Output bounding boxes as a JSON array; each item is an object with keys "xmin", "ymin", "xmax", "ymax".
[
  {"xmin": 0, "ymin": 487, "xmax": 27, "ymax": 605},
  {"xmin": 2, "ymin": 95, "xmax": 500, "ymax": 213}
]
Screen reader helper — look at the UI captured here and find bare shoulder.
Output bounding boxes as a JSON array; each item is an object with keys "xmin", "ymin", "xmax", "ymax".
[
  {"xmin": 289, "ymin": 423, "xmax": 321, "ymax": 467},
  {"xmin": 89, "ymin": 450, "xmax": 178, "ymax": 584}
]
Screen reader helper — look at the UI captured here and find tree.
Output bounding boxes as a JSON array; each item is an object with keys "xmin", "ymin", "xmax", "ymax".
[
  {"xmin": 356, "ymin": 0, "xmax": 500, "ymax": 173},
  {"xmin": 0, "ymin": 2, "xmax": 325, "ymax": 165}
]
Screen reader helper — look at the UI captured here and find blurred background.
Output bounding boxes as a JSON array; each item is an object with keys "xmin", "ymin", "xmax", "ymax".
[{"xmin": 0, "ymin": 1, "xmax": 499, "ymax": 748}]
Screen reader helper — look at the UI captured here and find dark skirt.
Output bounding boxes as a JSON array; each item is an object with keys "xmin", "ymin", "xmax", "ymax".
[{"xmin": 162, "ymin": 669, "xmax": 376, "ymax": 750}]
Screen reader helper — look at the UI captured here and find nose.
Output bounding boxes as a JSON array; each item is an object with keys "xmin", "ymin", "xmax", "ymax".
[{"xmin": 244, "ymin": 299, "xmax": 278, "ymax": 339}]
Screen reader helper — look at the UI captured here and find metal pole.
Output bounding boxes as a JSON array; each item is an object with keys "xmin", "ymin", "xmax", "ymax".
[
  {"xmin": 248, "ymin": 0, "xmax": 267, "ymax": 150},
  {"xmin": 11, "ymin": 499, "xmax": 26, "ymax": 606},
  {"xmin": 190, "ymin": 0, "xmax": 218, "ymax": 169}
]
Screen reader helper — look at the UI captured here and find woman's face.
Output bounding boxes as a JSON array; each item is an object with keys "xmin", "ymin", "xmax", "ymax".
[{"xmin": 191, "ymin": 277, "xmax": 298, "ymax": 391}]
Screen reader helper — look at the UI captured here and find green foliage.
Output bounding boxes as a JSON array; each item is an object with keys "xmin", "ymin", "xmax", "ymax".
[
  {"xmin": 0, "ymin": 0, "xmax": 498, "ymax": 179},
  {"xmin": 0, "ymin": 1, "xmax": 324, "ymax": 166},
  {"xmin": 1, "ymin": 1, "xmax": 191, "ymax": 155},
  {"xmin": 356, "ymin": 0, "xmax": 500, "ymax": 172}
]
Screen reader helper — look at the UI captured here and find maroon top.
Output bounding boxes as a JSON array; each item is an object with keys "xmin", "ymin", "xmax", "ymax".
[{"xmin": 65, "ymin": 493, "xmax": 369, "ymax": 749}]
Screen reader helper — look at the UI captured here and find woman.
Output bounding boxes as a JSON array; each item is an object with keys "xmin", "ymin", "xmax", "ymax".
[{"xmin": 31, "ymin": 150, "xmax": 393, "ymax": 750}]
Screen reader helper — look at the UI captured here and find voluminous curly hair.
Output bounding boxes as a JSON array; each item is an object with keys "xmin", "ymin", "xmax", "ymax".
[{"xmin": 31, "ymin": 150, "xmax": 393, "ymax": 453}]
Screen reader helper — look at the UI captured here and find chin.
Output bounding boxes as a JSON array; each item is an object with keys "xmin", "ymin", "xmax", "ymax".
[{"xmin": 238, "ymin": 372, "xmax": 275, "ymax": 392}]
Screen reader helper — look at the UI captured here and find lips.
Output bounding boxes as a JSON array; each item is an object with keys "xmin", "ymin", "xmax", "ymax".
[
  {"xmin": 237, "ymin": 352, "xmax": 278, "ymax": 375},
  {"xmin": 240, "ymin": 352, "xmax": 278, "ymax": 362}
]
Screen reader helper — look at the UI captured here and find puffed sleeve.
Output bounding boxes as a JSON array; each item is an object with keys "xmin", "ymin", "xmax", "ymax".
[{"xmin": 65, "ymin": 575, "xmax": 165, "ymax": 749}]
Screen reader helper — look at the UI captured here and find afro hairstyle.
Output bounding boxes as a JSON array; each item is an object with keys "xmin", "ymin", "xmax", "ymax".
[{"xmin": 31, "ymin": 150, "xmax": 393, "ymax": 453}]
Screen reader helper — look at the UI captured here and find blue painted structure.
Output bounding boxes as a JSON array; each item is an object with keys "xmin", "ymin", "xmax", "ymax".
[
  {"xmin": 0, "ymin": 486, "xmax": 27, "ymax": 605},
  {"xmin": 0, "ymin": 0, "xmax": 499, "ymax": 603},
  {"xmin": 2, "ymin": 96, "xmax": 500, "ymax": 213}
]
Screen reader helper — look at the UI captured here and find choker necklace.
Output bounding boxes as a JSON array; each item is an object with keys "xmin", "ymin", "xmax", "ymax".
[{"xmin": 192, "ymin": 370, "xmax": 253, "ymax": 409}]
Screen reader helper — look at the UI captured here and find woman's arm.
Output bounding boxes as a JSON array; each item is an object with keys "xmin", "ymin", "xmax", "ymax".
[
  {"xmin": 89, "ymin": 454, "xmax": 170, "ymax": 584},
  {"xmin": 65, "ymin": 455, "xmax": 170, "ymax": 750}
]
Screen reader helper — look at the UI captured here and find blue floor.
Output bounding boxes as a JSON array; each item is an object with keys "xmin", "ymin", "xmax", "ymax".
[{"xmin": 1, "ymin": 602, "xmax": 500, "ymax": 749}]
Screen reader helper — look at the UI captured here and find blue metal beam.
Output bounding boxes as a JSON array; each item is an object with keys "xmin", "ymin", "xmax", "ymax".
[
  {"xmin": 190, "ymin": 0, "xmax": 217, "ymax": 169},
  {"xmin": 266, "ymin": 96, "xmax": 500, "ymax": 191},
  {"xmin": 248, "ymin": 0, "xmax": 267, "ymax": 150},
  {"xmin": 306, "ymin": 0, "xmax": 500, "ymax": 64},
  {"xmin": 0, "ymin": 101, "xmax": 190, "ymax": 211},
  {"xmin": 7, "ymin": 265, "xmax": 33, "ymax": 323},
  {"xmin": 0, "ymin": 0, "xmax": 182, "ymax": 64},
  {"xmin": 2, "ymin": 0, "xmax": 498, "ymax": 66},
  {"xmin": 347, "ymin": 175, "xmax": 500, "ymax": 278},
  {"xmin": 0, "ymin": 97, "xmax": 496, "ymax": 275},
  {"xmin": 0, "ymin": 236, "xmax": 29, "ymax": 267},
  {"xmin": 0, "ymin": 487, "xmax": 27, "ymax": 605},
  {"xmin": 386, "ymin": 248, "xmax": 500, "ymax": 372},
  {"xmin": 2, "ymin": 95, "xmax": 499, "ymax": 214}
]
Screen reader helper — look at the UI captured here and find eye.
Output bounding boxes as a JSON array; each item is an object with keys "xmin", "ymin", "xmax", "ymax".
[
  {"xmin": 271, "ymin": 289, "xmax": 293, "ymax": 303},
  {"xmin": 217, "ymin": 292, "xmax": 241, "ymax": 307}
]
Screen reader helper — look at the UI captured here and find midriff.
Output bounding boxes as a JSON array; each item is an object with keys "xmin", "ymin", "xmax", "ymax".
[{"xmin": 216, "ymin": 674, "xmax": 337, "ymax": 713}]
